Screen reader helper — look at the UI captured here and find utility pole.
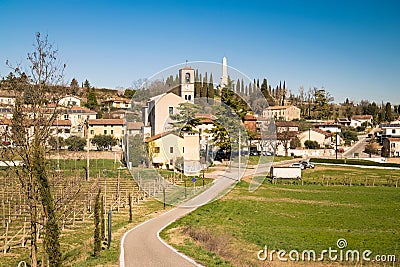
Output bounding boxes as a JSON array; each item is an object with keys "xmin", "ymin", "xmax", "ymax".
[
  {"xmin": 336, "ymin": 132, "xmax": 338, "ymax": 160},
  {"xmin": 238, "ymin": 128, "xmax": 241, "ymax": 181},
  {"xmin": 86, "ymin": 118, "xmax": 90, "ymax": 181}
]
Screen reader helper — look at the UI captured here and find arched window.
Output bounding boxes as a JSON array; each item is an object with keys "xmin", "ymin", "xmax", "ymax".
[{"xmin": 185, "ymin": 73, "xmax": 190, "ymax": 83}]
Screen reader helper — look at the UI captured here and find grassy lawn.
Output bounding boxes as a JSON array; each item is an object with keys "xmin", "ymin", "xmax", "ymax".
[
  {"xmin": 161, "ymin": 170, "xmax": 400, "ymax": 266},
  {"xmin": 247, "ymin": 155, "xmax": 295, "ymax": 165}
]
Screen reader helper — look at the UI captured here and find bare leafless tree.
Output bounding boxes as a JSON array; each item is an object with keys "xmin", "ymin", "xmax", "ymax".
[{"xmin": 2, "ymin": 32, "xmax": 66, "ymax": 267}]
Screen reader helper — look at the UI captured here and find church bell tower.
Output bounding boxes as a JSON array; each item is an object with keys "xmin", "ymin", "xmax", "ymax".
[{"xmin": 179, "ymin": 66, "xmax": 195, "ymax": 103}]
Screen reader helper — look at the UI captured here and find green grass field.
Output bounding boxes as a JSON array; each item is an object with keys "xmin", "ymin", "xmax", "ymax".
[{"xmin": 161, "ymin": 167, "xmax": 400, "ymax": 266}]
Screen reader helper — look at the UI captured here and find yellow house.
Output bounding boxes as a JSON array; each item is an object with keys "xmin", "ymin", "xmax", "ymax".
[
  {"xmin": 88, "ymin": 119, "xmax": 125, "ymax": 147},
  {"xmin": 263, "ymin": 105, "xmax": 301, "ymax": 121},
  {"xmin": 145, "ymin": 132, "xmax": 184, "ymax": 169}
]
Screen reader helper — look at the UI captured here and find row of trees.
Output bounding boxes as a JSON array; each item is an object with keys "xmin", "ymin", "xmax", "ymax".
[{"xmin": 49, "ymin": 135, "xmax": 118, "ymax": 151}]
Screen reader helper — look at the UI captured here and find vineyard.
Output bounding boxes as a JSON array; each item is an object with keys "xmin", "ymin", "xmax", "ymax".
[{"xmin": 0, "ymin": 158, "xmax": 147, "ymax": 265}]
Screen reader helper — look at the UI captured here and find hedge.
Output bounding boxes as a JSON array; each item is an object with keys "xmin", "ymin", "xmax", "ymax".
[{"xmin": 309, "ymin": 158, "xmax": 400, "ymax": 168}]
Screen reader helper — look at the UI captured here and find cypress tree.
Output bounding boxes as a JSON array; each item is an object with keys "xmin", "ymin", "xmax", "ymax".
[
  {"xmin": 100, "ymin": 195, "xmax": 105, "ymax": 240},
  {"xmin": 94, "ymin": 189, "xmax": 101, "ymax": 257}
]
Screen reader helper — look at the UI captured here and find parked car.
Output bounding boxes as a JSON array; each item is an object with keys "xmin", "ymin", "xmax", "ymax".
[
  {"xmin": 249, "ymin": 150, "xmax": 260, "ymax": 156},
  {"xmin": 289, "ymin": 163, "xmax": 305, "ymax": 169},
  {"xmin": 262, "ymin": 151, "xmax": 274, "ymax": 156},
  {"xmin": 299, "ymin": 160, "xmax": 315, "ymax": 169}
]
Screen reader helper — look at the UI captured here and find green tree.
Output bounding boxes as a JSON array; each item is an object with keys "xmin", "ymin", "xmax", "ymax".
[
  {"xmin": 124, "ymin": 89, "xmax": 136, "ymax": 99},
  {"xmin": 129, "ymin": 134, "xmax": 147, "ymax": 167},
  {"xmin": 312, "ymin": 88, "xmax": 334, "ymax": 119},
  {"xmin": 290, "ymin": 136, "xmax": 301, "ymax": 149},
  {"xmin": 70, "ymin": 78, "xmax": 79, "ymax": 95},
  {"xmin": 169, "ymin": 102, "xmax": 202, "ymax": 133},
  {"xmin": 304, "ymin": 140, "xmax": 319, "ymax": 149},
  {"xmin": 48, "ymin": 136, "xmax": 65, "ymax": 150},
  {"xmin": 65, "ymin": 135, "xmax": 86, "ymax": 151},
  {"xmin": 91, "ymin": 135, "xmax": 118, "ymax": 150},
  {"xmin": 83, "ymin": 79, "xmax": 91, "ymax": 89},
  {"xmin": 93, "ymin": 189, "xmax": 101, "ymax": 257},
  {"xmin": 385, "ymin": 102, "xmax": 394, "ymax": 122},
  {"xmin": 85, "ymin": 88, "xmax": 98, "ymax": 110}
]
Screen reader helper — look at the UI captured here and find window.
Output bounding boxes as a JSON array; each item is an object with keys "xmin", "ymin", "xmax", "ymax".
[
  {"xmin": 154, "ymin": 147, "xmax": 160, "ymax": 153},
  {"xmin": 90, "ymin": 130, "xmax": 94, "ymax": 135},
  {"xmin": 170, "ymin": 159, "xmax": 173, "ymax": 166},
  {"xmin": 169, "ymin": 107, "xmax": 174, "ymax": 114},
  {"xmin": 188, "ymin": 95, "xmax": 191, "ymax": 100},
  {"xmin": 185, "ymin": 73, "xmax": 190, "ymax": 83},
  {"xmin": 185, "ymin": 95, "xmax": 188, "ymax": 100},
  {"xmin": 170, "ymin": 146, "xmax": 173, "ymax": 153},
  {"xmin": 77, "ymin": 126, "xmax": 82, "ymax": 132},
  {"xmin": 111, "ymin": 130, "xmax": 114, "ymax": 135},
  {"xmin": 122, "ymin": 130, "xmax": 124, "ymax": 135},
  {"xmin": 183, "ymin": 147, "xmax": 184, "ymax": 153},
  {"xmin": 104, "ymin": 130, "xmax": 107, "ymax": 135},
  {"xmin": 392, "ymin": 129, "xmax": 396, "ymax": 134},
  {"xmin": 64, "ymin": 114, "xmax": 69, "ymax": 120},
  {"xmin": 65, "ymin": 129, "xmax": 70, "ymax": 133}
]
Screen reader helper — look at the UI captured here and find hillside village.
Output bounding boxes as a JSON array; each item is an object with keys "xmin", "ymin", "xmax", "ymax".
[{"xmin": 1, "ymin": 57, "xmax": 399, "ymax": 171}]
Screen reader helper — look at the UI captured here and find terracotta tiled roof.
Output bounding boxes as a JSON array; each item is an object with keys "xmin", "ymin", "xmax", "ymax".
[
  {"xmin": 69, "ymin": 106, "xmax": 97, "ymax": 113},
  {"xmin": 352, "ymin": 115, "xmax": 372, "ymax": 120},
  {"xmin": 182, "ymin": 66, "xmax": 193, "ymax": 70},
  {"xmin": 276, "ymin": 121, "xmax": 299, "ymax": 127},
  {"xmin": 244, "ymin": 114, "xmax": 257, "ymax": 121},
  {"xmin": 144, "ymin": 131, "xmax": 181, "ymax": 143},
  {"xmin": 102, "ymin": 97, "xmax": 130, "ymax": 103},
  {"xmin": 126, "ymin": 122, "xmax": 143, "ymax": 130},
  {"xmin": 53, "ymin": 120, "xmax": 71, "ymax": 126},
  {"xmin": 194, "ymin": 113, "xmax": 217, "ymax": 120},
  {"xmin": 265, "ymin": 105, "xmax": 297, "ymax": 110},
  {"xmin": 89, "ymin": 119, "xmax": 124, "ymax": 125},
  {"xmin": 311, "ymin": 128, "xmax": 332, "ymax": 137},
  {"xmin": 386, "ymin": 137, "xmax": 400, "ymax": 142}
]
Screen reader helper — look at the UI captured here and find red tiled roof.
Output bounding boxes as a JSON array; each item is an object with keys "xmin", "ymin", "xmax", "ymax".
[
  {"xmin": 89, "ymin": 119, "xmax": 124, "ymax": 125},
  {"xmin": 276, "ymin": 121, "xmax": 299, "ymax": 127},
  {"xmin": 266, "ymin": 105, "xmax": 297, "ymax": 110},
  {"xmin": 352, "ymin": 115, "xmax": 372, "ymax": 120},
  {"xmin": 311, "ymin": 128, "xmax": 332, "ymax": 137},
  {"xmin": 53, "ymin": 120, "xmax": 71, "ymax": 126},
  {"xmin": 387, "ymin": 137, "xmax": 400, "ymax": 142},
  {"xmin": 244, "ymin": 114, "xmax": 257, "ymax": 121},
  {"xmin": 126, "ymin": 122, "xmax": 143, "ymax": 130},
  {"xmin": 144, "ymin": 131, "xmax": 181, "ymax": 143}
]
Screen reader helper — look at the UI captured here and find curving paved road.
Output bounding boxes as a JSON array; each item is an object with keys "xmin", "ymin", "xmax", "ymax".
[
  {"xmin": 120, "ymin": 173, "xmax": 241, "ymax": 267},
  {"xmin": 120, "ymin": 160, "xmax": 286, "ymax": 267}
]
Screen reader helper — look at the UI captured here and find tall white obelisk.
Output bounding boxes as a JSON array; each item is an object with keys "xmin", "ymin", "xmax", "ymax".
[{"xmin": 220, "ymin": 56, "xmax": 228, "ymax": 88}]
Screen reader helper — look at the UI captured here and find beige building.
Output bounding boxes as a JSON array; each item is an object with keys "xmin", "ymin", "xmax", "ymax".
[
  {"xmin": 145, "ymin": 132, "xmax": 184, "ymax": 169},
  {"xmin": 0, "ymin": 91, "xmax": 15, "ymax": 107},
  {"xmin": 183, "ymin": 132, "xmax": 201, "ymax": 176},
  {"xmin": 298, "ymin": 128, "xmax": 333, "ymax": 148},
  {"xmin": 382, "ymin": 137, "xmax": 400, "ymax": 157},
  {"xmin": 60, "ymin": 106, "xmax": 97, "ymax": 138},
  {"xmin": 88, "ymin": 118, "xmax": 125, "ymax": 146},
  {"xmin": 263, "ymin": 105, "xmax": 300, "ymax": 121},
  {"xmin": 102, "ymin": 97, "xmax": 131, "ymax": 110},
  {"xmin": 58, "ymin": 96, "xmax": 81, "ymax": 107}
]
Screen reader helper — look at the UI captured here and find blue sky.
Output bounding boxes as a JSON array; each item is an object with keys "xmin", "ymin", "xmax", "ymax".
[{"xmin": 0, "ymin": 0, "xmax": 399, "ymax": 104}]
